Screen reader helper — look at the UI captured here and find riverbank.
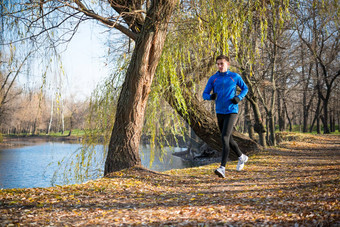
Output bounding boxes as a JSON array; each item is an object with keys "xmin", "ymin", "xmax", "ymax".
[
  {"xmin": 0, "ymin": 134, "xmax": 82, "ymax": 149},
  {"xmin": 1, "ymin": 133, "xmax": 339, "ymax": 226},
  {"xmin": 0, "ymin": 132, "xmax": 187, "ymax": 149}
]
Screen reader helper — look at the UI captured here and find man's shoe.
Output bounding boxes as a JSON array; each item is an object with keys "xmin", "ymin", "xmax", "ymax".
[
  {"xmin": 214, "ymin": 166, "xmax": 225, "ymax": 178},
  {"xmin": 236, "ymin": 154, "xmax": 248, "ymax": 171}
]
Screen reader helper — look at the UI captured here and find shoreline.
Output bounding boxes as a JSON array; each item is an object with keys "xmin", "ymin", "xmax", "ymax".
[{"xmin": 0, "ymin": 135, "xmax": 82, "ymax": 149}]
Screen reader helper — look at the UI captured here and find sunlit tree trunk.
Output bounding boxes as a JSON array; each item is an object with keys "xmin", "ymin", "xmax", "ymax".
[
  {"xmin": 47, "ymin": 96, "xmax": 54, "ymax": 135},
  {"xmin": 61, "ymin": 96, "xmax": 65, "ymax": 134},
  {"xmin": 104, "ymin": 0, "xmax": 178, "ymax": 174}
]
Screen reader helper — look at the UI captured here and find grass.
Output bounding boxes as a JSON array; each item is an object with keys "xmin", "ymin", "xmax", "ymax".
[
  {"xmin": 46, "ymin": 129, "xmax": 86, "ymax": 137},
  {"xmin": 3, "ymin": 129, "xmax": 86, "ymax": 138}
]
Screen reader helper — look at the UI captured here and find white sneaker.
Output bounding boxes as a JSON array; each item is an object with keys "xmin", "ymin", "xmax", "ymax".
[
  {"xmin": 236, "ymin": 154, "xmax": 248, "ymax": 171},
  {"xmin": 214, "ymin": 166, "xmax": 225, "ymax": 178}
]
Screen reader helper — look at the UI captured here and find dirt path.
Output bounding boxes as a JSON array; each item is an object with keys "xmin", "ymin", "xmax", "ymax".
[{"xmin": 1, "ymin": 134, "xmax": 339, "ymax": 226}]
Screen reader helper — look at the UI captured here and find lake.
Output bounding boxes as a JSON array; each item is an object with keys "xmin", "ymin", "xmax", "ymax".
[{"xmin": 0, "ymin": 141, "xmax": 192, "ymax": 189}]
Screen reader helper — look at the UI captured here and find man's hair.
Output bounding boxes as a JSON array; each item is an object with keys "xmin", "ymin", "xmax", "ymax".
[{"xmin": 216, "ymin": 55, "xmax": 230, "ymax": 63}]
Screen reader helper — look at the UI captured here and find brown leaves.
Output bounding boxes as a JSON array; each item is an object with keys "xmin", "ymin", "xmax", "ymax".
[{"xmin": 1, "ymin": 134, "xmax": 339, "ymax": 226}]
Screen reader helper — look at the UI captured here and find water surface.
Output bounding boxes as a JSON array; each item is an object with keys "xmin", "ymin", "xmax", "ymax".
[{"xmin": 0, "ymin": 141, "xmax": 191, "ymax": 189}]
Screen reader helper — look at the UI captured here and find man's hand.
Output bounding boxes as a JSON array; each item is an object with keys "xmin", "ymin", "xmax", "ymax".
[
  {"xmin": 210, "ymin": 93, "xmax": 217, "ymax": 100},
  {"xmin": 231, "ymin": 96, "xmax": 240, "ymax": 104}
]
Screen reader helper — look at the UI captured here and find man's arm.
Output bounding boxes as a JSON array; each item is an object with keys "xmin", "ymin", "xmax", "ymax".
[
  {"xmin": 202, "ymin": 77, "xmax": 214, "ymax": 100},
  {"xmin": 236, "ymin": 76, "xmax": 248, "ymax": 101}
]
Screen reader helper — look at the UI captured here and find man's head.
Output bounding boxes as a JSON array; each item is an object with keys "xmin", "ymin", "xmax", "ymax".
[{"xmin": 216, "ymin": 55, "xmax": 230, "ymax": 73}]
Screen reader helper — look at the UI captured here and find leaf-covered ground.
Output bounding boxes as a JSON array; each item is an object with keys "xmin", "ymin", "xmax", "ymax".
[{"xmin": 1, "ymin": 133, "xmax": 339, "ymax": 226}]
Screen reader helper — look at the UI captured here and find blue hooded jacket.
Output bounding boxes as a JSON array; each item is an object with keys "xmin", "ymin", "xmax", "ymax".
[{"xmin": 203, "ymin": 70, "xmax": 248, "ymax": 114}]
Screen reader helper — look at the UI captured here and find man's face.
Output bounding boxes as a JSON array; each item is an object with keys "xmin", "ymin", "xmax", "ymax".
[{"xmin": 216, "ymin": 59, "xmax": 229, "ymax": 73}]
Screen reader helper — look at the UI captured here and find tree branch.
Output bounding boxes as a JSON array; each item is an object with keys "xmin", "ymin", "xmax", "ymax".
[
  {"xmin": 108, "ymin": 0, "xmax": 145, "ymax": 34},
  {"xmin": 1, "ymin": 51, "xmax": 33, "ymax": 107},
  {"xmin": 72, "ymin": 0, "xmax": 138, "ymax": 40}
]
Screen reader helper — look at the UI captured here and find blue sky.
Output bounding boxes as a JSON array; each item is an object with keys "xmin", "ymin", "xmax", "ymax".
[
  {"xmin": 14, "ymin": 20, "xmax": 111, "ymax": 101},
  {"xmin": 60, "ymin": 21, "xmax": 109, "ymax": 101}
]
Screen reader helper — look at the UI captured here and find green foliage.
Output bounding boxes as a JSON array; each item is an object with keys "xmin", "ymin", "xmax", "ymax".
[
  {"xmin": 47, "ymin": 0, "xmax": 291, "ymax": 182},
  {"xmin": 84, "ymin": 54, "xmax": 130, "ymax": 146},
  {"xmin": 81, "ymin": 0, "xmax": 293, "ymax": 152},
  {"xmin": 50, "ymin": 143, "xmax": 105, "ymax": 186},
  {"xmin": 0, "ymin": 132, "xmax": 3, "ymax": 143},
  {"xmin": 50, "ymin": 55, "xmax": 131, "ymax": 185},
  {"xmin": 148, "ymin": 0, "xmax": 291, "ymax": 134}
]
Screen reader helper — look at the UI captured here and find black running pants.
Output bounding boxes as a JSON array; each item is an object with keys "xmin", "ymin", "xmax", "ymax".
[{"xmin": 217, "ymin": 113, "xmax": 243, "ymax": 167}]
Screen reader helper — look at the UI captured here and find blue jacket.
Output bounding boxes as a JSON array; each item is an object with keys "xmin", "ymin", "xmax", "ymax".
[{"xmin": 203, "ymin": 70, "xmax": 248, "ymax": 114}]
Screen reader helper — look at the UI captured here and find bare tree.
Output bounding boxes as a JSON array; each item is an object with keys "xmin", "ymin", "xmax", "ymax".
[
  {"xmin": 295, "ymin": 0, "xmax": 340, "ymax": 134},
  {"xmin": 0, "ymin": 51, "xmax": 33, "ymax": 121}
]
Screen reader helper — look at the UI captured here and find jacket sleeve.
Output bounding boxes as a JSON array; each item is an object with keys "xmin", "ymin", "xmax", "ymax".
[
  {"xmin": 236, "ymin": 75, "xmax": 248, "ymax": 101},
  {"xmin": 202, "ymin": 77, "xmax": 213, "ymax": 100}
]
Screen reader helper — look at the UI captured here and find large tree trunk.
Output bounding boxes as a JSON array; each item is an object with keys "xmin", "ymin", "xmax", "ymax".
[
  {"xmin": 242, "ymin": 71, "xmax": 267, "ymax": 148},
  {"xmin": 268, "ymin": 44, "xmax": 277, "ymax": 146},
  {"xmin": 249, "ymin": 97, "xmax": 266, "ymax": 147},
  {"xmin": 104, "ymin": 0, "xmax": 177, "ymax": 175},
  {"xmin": 166, "ymin": 88, "xmax": 261, "ymax": 160}
]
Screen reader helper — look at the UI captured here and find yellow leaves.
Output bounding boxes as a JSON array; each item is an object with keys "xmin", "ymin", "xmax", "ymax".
[
  {"xmin": 8, "ymin": 200, "xmax": 19, "ymax": 205},
  {"xmin": 1, "ymin": 134, "xmax": 339, "ymax": 225},
  {"xmin": 36, "ymin": 203, "xmax": 44, "ymax": 208},
  {"xmin": 72, "ymin": 210, "xmax": 81, "ymax": 216}
]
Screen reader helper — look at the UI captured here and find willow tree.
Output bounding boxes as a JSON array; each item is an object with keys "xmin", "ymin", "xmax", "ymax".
[
  {"xmin": 104, "ymin": 1, "xmax": 179, "ymax": 173},
  {"xmin": 148, "ymin": 0, "xmax": 289, "ymax": 151},
  {"xmin": 0, "ymin": 2, "xmax": 35, "ymax": 128},
  {"xmin": 75, "ymin": 0, "xmax": 179, "ymax": 174},
  {"xmin": 2, "ymin": 0, "xmax": 178, "ymax": 174},
  {"xmin": 225, "ymin": 0, "xmax": 292, "ymax": 146}
]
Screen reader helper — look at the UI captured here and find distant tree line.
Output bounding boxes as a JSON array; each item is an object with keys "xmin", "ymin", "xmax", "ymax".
[{"xmin": 0, "ymin": 85, "xmax": 88, "ymax": 136}]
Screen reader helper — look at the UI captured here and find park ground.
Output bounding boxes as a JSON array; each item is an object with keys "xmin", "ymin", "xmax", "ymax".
[{"xmin": 1, "ymin": 133, "xmax": 339, "ymax": 226}]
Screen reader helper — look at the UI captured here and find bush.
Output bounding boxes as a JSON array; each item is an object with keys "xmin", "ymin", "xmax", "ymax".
[{"xmin": 0, "ymin": 133, "xmax": 3, "ymax": 143}]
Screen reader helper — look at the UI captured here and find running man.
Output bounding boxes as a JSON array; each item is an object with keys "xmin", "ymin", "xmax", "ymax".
[{"xmin": 202, "ymin": 54, "xmax": 249, "ymax": 178}]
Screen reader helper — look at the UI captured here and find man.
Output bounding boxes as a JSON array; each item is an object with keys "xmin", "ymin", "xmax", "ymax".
[{"xmin": 202, "ymin": 55, "xmax": 249, "ymax": 178}]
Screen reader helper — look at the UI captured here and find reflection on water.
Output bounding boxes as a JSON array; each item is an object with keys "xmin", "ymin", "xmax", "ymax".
[{"xmin": 0, "ymin": 141, "xmax": 192, "ymax": 189}]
